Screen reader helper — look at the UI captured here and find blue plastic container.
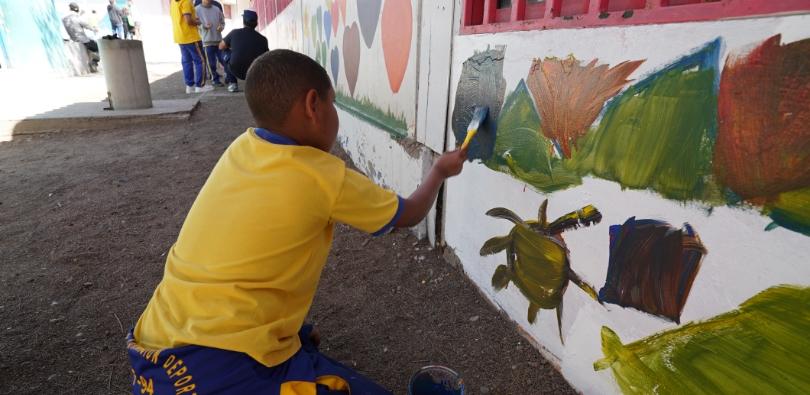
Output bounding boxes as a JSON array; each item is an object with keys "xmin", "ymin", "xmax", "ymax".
[{"xmin": 408, "ymin": 365, "xmax": 465, "ymax": 395}]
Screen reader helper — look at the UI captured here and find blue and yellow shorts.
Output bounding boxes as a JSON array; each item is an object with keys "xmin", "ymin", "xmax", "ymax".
[{"xmin": 127, "ymin": 325, "xmax": 392, "ymax": 395}]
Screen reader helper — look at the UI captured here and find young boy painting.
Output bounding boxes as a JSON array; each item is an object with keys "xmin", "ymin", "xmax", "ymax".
[{"xmin": 127, "ymin": 49, "xmax": 467, "ymax": 394}]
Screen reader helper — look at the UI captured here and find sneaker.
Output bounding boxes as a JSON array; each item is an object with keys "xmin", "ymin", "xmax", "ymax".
[
  {"xmin": 185, "ymin": 86, "xmax": 195, "ymax": 94},
  {"xmin": 195, "ymin": 85, "xmax": 215, "ymax": 93},
  {"xmin": 212, "ymin": 81, "xmax": 225, "ymax": 87},
  {"xmin": 227, "ymin": 83, "xmax": 238, "ymax": 93}
]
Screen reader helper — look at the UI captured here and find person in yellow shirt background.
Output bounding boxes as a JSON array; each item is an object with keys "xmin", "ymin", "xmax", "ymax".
[
  {"xmin": 171, "ymin": 0, "xmax": 212, "ymax": 94},
  {"xmin": 127, "ymin": 49, "xmax": 468, "ymax": 394}
]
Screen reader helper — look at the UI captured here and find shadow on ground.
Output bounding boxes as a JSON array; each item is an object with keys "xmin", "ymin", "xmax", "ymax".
[{"xmin": 0, "ymin": 72, "xmax": 574, "ymax": 394}]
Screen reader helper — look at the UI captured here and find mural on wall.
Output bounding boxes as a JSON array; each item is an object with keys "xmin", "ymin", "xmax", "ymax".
[
  {"xmin": 330, "ymin": 0, "xmax": 339, "ymax": 36},
  {"xmin": 490, "ymin": 79, "xmax": 583, "ymax": 191},
  {"xmin": 329, "ymin": 47, "xmax": 339, "ymax": 85},
  {"xmin": 0, "ymin": 0, "xmax": 73, "ymax": 72},
  {"xmin": 323, "ymin": 9, "xmax": 332, "ymax": 45},
  {"xmin": 594, "ymin": 285, "xmax": 810, "ymax": 395},
  {"xmin": 480, "ymin": 200, "xmax": 603, "ymax": 342},
  {"xmin": 380, "ymin": 0, "xmax": 412, "ymax": 93},
  {"xmin": 463, "ymin": 36, "xmax": 810, "ymax": 238},
  {"xmin": 342, "ymin": 22, "xmax": 360, "ymax": 95},
  {"xmin": 357, "ymin": 0, "xmax": 382, "ymax": 48},
  {"xmin": 297, "ymin": 0, "xmax": 414, "ymax": 137},
  {"xmin": 255, "ymin": 0, "xmax": 294, "ymax": 32},
  {"xmin": 599, "ymin": 217, "xmax": 706, "ymax": 323},
  {"xmin": 715, "ymin": 35, "xmax": 810, "ymax": 237},
  {"xmin": 450, "ymin": 46, "xmax": 506, "ymax": 161},
  {"xmin": 579, "ymin": 39, "xmax": 720, "ymax": 202},
  {"xmin": 526, "ymin": 56, "xmax": 643, "ymax": 159},
  {"xmin": 336, "ymin": 0, "xmax": 346, "ymax": 25}
]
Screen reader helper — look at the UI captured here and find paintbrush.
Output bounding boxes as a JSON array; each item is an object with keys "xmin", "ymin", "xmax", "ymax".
[{"xmin": 460, "ymin": 106, "xmax": 489, "ymax": 151}]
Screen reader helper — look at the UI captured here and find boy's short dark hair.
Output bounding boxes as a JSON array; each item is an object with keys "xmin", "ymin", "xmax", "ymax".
[{"xmin": 245, "ymin": 49, "xmax": 333, "ymax": 127}]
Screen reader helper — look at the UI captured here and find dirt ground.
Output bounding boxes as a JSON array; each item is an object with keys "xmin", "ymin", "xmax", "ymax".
[{"xmin": 0, "ymin": 72, "xmax": 575, "ymax": 394}]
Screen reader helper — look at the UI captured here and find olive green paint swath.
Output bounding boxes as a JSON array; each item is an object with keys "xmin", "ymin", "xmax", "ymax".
[{"xmin": 460, "ymin": 106, "xmax": 489, "ymax": 151}]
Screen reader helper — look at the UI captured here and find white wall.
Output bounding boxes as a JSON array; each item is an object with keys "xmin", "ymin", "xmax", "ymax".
[
  {"xmin": 444, "ymin": 10, "xmax": 810, "ymax": 395},
  {"xmin": 252, "ymin": 1, "xmax": 810, "ymax": 393},
  {"xmin": 263, "ymin": 0, "xmax": 450, "ymax": 241}
]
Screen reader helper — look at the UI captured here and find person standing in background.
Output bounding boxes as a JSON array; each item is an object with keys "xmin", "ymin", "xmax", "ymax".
[
  {"xmin": 121, "ymin": 7, "xmax": 133, "ymax": 39},
  {"xmin": 127, "ymin": 0, "xmax": 141, "ymax": 39},
  {"xmin": 107, "ymin": 0, "xmax": 125, "ymax": 38},
  {"xmin": 193, "ymin": 0, "xmax": 223, "ymax": 11},
  {"xmin": 171, "ymin": 0, "xmax": 213, "ymax": 94},
  {"xmin": 195, "ymin": 0, "xmax": 231, "ymax": 88}
]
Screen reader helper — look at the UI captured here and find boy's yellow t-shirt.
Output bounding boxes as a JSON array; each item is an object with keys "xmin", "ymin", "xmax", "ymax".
[
  {"xmin": 170, "ymin": 0, "xmax": 202, "ymax": 44},
  {"xmin": 134, "ymin": 128, "xmax": 402, "ymax": 367}
]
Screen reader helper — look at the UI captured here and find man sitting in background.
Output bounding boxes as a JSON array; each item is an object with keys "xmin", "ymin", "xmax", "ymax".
[
  {"xmin": 218, "ymin": 10, "xmax": 268, "ymax": 93},
  {"xmin": 63, "ymin": 2, "xmax": 100, "ymax": 72}
]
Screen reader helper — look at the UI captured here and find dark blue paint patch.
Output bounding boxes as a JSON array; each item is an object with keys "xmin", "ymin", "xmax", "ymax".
[
  {"xmin": 450, "ymin": 46, "xmax": 506, "ymax": 162},
  {"xmin": 599, "ymin": 217, "xmax": 707, "ymax": 323}
]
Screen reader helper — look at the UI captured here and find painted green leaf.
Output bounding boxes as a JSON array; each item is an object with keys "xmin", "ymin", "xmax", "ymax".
[
  {"xmin": 595, "ymin": 285, "xmax": 810, "ymax": 395},
  {"xmin": 575, "ymin": 39, "xmax": 721, "ymax": 201},
  {"xmin": 486, "ymin": 80, "xmax": 582, "ymax": 192},
  {"xmin": 765, "ymin": 187, "xmax": 810, "ymax": 236}
]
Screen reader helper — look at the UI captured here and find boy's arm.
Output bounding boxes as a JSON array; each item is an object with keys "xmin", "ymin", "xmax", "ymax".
[
  {"xmin": 184, "ymin": 13, "xmax": 200, "ymax": 26},
  {"xmin": 394, "ymin": 149, "xmax": 466, "ymax": 228},
  {"xmin": 182, "ymin": 1, "xmax": 199, "ymax": 26}
]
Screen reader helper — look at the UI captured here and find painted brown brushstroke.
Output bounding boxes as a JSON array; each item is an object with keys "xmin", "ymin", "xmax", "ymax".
[
  {"xmin": 715, "ymin": 35, "xmax": 810, "ymax": 201},
  {"xmin": 526, "ymin": 57, "xmax": 643, "ymax": 158},
  {"xmin": 599, "ymin": 218, "xmax": 706, "ymax": 323}
]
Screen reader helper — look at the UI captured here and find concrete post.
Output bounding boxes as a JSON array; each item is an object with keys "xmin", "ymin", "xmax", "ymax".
[{"xmin": 98, "ymin": 39, "xmax": 152, "ymax": 110}]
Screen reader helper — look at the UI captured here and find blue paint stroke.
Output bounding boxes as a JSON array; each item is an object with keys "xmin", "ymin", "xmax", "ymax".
[
  {"xmin": 323, "ymin": 10, "xmax": 332, "ymax": 46},
  {"xmin": 357, "ymin": 0, "xmax": 382, "ymax": 48},
  {"xmin": 330, "ymin": 47, "xmax": 339, "ymax": 86}
]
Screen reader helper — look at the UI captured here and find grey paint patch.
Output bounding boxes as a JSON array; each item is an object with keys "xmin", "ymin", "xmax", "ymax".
[{"xmin": 357, "ymin": 0, "xmax": 382, "ymax": 48}]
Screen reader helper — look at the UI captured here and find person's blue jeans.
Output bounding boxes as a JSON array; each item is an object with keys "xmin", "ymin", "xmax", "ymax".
[
  {"xmin": 179, "ymin": 41, "xmax": 207, "ymax": 88},
  {"xmin": 111, "ymin": 24, "xmax": 125, "ymax": 39},
  {"xmin": 203, "ymin": 45, "xmax": 236, "ymax": 84},
  {"xmin": 223, "ymin": 50, "xmax": 239, "ymax": 86}
]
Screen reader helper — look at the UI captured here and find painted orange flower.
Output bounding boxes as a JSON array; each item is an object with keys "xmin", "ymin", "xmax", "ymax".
[{"xmin": 527, "ymin": 56, "xmax": 643, "ymax": 158}]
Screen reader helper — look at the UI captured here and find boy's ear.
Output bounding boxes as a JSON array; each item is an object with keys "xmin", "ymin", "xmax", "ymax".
[{"xmin": 303, "ymin": 89, "xmax": 320, "ymax": 122}]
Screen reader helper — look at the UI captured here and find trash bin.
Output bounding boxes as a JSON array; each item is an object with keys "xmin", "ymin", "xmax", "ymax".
[{"xmin": 98, "ymin": 39, "xmax": 152, "ymax": 110}]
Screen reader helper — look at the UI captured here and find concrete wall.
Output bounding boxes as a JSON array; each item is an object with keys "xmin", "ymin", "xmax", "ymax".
[
  {"xmin": 261, "ymin": 0, "xmax": 452, "ymax": 241},
  {"xmin": 0, "ymin": 0, "xmax": 73, "ymax": 73},
  {"xmin": 444, "ymin": 7, "xmax": 810, "ymax": 395},
  {"xmin": 217, "ymin": 1, "xmax": 810, "ymax": 393}
]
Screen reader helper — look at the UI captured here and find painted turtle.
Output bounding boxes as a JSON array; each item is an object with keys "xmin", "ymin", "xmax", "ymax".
[{"xmin": 480, "ymin": 199, "xmax": 602, "ymax": 343}]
